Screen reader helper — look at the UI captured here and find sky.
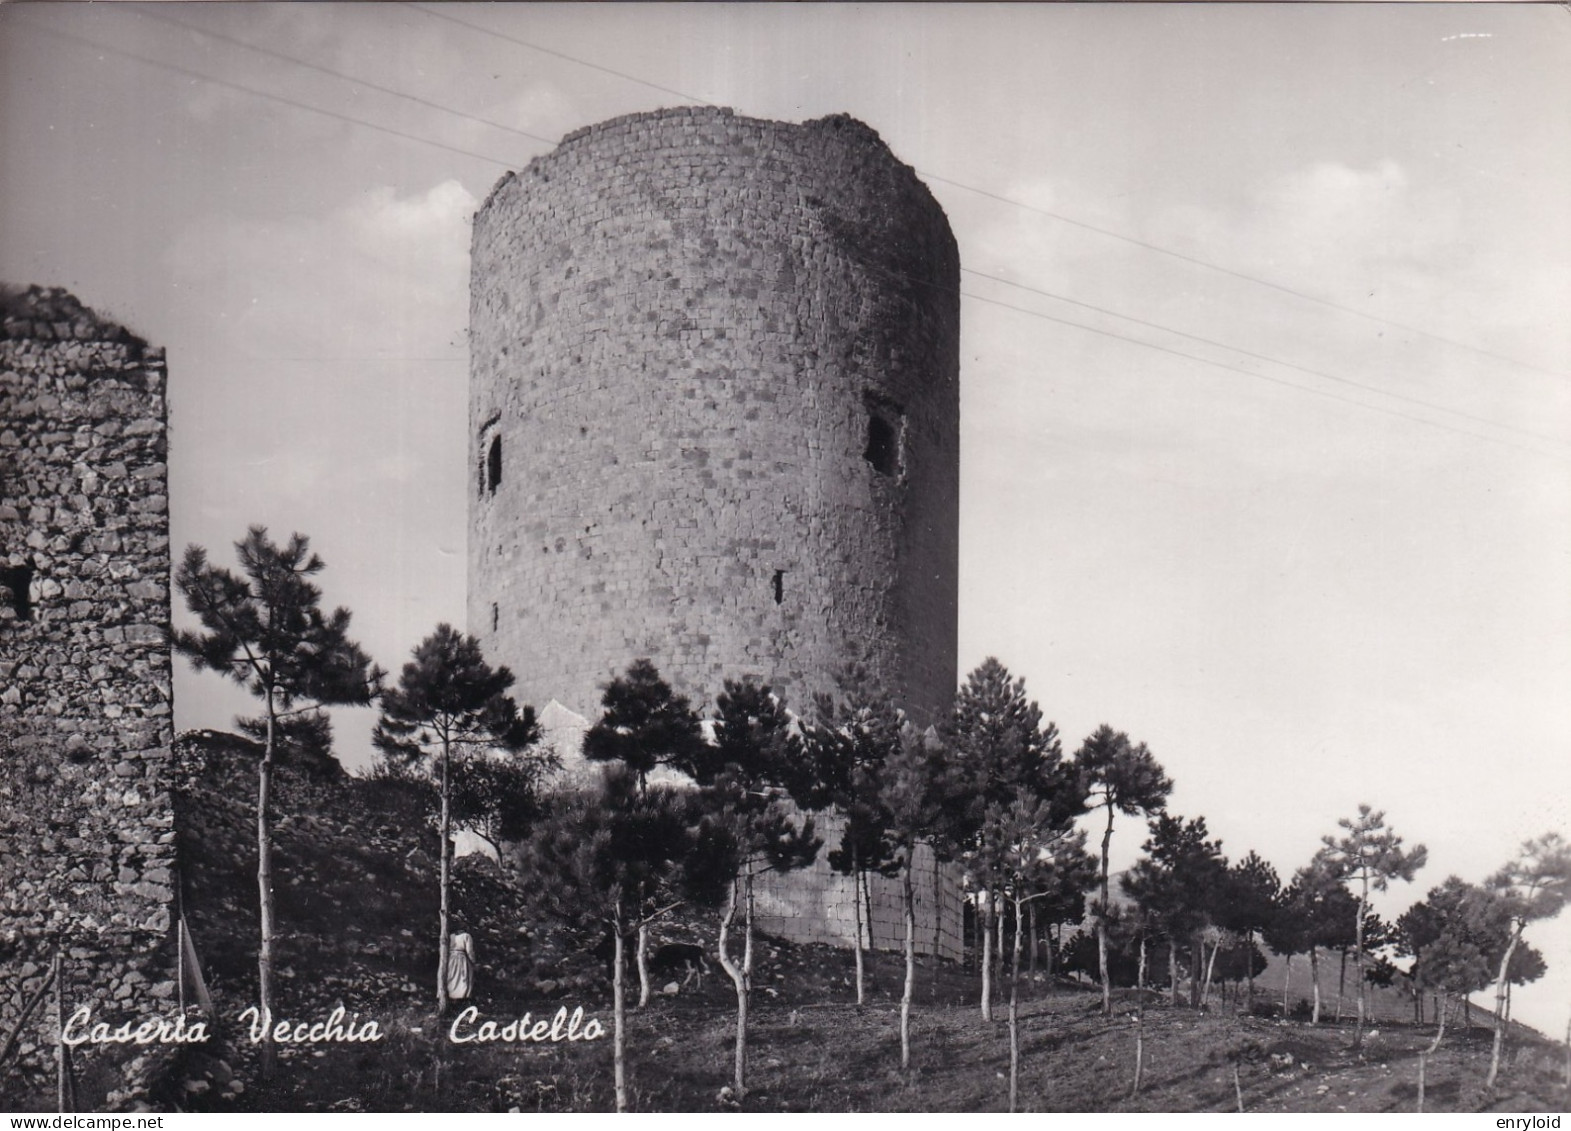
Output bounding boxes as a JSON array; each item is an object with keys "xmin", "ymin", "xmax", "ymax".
[{"xmin": 2, "ymin": 3, "xmax": 1568, "ymax": 1037}]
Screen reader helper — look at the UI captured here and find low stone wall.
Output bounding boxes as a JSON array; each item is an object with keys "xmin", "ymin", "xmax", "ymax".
[{"xmin": 753, "ymin": 812, "xmax": 965, "ymax": 961}]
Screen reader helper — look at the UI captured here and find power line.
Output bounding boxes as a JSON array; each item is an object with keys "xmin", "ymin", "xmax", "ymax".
[
  {"xmin": 958, "ymin": 287, "xmax": 1567, "ymax": 462},
  {"xmin": 934, "ymin": 175, "xmax": 1566, "ymax": 384},
  {"xmin": 960, "ymin": 267, "xmax": 1567, "ymax": 448},
  {"xmin": 17, "ymin": 9, "xmax": 1563, "ymax": 459},
  {"xmin": 15, "ymin": 17, "xmax": 520, "ymax": 171},
  {"xmin": 129, "ymin": 6, "xmax": 562, "ymax": 149},
  {"xmin": 404, "ymin": 3, "xmax": 1564, "ymax": 383},
  {"xmin": 404, "ymin": 3, "xmax": 718, "ymax": 109}
]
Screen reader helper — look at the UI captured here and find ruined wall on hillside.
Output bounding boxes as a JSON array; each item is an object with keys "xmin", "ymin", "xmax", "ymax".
[
  {"xmin": 752, "ymin": 812, "xmax": 966, "ymax": 961},
  {"xmin": 0, "ymin": 286, "xmax": 176, "ymax": 1109}
]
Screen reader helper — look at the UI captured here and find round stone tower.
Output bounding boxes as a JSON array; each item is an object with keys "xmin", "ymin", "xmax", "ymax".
[{"xmin": 469, "ymin": 106, "xmax": 959, "ymax": 725}]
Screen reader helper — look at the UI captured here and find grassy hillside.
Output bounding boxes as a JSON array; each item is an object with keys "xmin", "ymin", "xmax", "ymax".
[{"xmin": 160, "ymin": 732, "xmax": 1568, "ymax": 1113}]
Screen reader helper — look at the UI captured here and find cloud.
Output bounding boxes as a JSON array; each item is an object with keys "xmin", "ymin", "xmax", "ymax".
[{"xmin": 167, "ymin": 179, "xmax": 477, "ymax": 361}]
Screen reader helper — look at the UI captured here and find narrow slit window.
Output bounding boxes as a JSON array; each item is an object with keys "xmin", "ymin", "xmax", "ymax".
[
  {"xmin": 864, "ymin": 416, "xmax": 896, "ymax": 475},
  {"xmin": 1, "ymin": 562, "xmax": 34, "ymax": 621},
  {"xmin": 491, "ymin": 602, "xmax": 500, "ymax": 632},
  {"xmin": 486, "ymin": 434, "xmax": 502, "ymax": 495},
  {"xmin": 863, "ymin": 392, "xmax": 905, "ymax": 478},
  {"xmin": 772, "ymin": 569, "xmax": 784, "ymax": 605}
]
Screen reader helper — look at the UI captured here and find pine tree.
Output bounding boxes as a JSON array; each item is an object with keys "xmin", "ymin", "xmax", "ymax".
[
  {"xmin": 1318, "ymin": 805, "xmax": 1427, "ymax": 1048},
  {"xmin": 172, "ymin": 527, "xmax": 380, "ymax": 1073},
  {"xmin": 945, "ymin": 659, "xmax": 1083, "ymax": 1020},
  {"xmin": 582, "ymin": 658, "xmax": 706, "ymax": 1003},
  {"xmin": 976, "ymin": 789, "xmax": 1091, "ymax": 1108},
  {"xmin": 1121, "ymin": 812, "xmax": 1227, "ymax": 1009},
  {"xmin": 1397, "ymin": 877, "xmax": 1498, "ymax": 1052},
  {"xmin": 521, "ymin": 775, "xmax": 721, "ymax": 1112},
  {"xmin": 1223, "ymin": 852, "xmax": 1281, "ymax": 1010},
  {"xmin": 1482, "ymin": 833, "xmax": 1571, "ymax": 1092},
  {"xmin": 696, "ymin": 678, "xmax": 821, "ymax": 1099},
  {"xmin": 877, "ymin": 724, "xmax": 962, "ymax": 1071},
  {"xmin": 583, "ymin": 658, "xmax": 705, "ymax": 791},
  {"xmin": 803, "ymin": 666, "xmax": 904, "ymax": 1006},
  {"xmin": 1078, "ymin": 726, "xmax": 1172, "ymax": 1015},
  {"xmin": 373, "ymin": 623, "xmax": 541, "ymax": 1015}
]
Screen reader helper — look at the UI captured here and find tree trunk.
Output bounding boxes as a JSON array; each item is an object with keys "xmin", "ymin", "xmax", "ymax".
[
  {"xmin": 1428, "ymin": 991, "xmax": 1447, "ymax": 1054},
  {"xmin": 1282, "ymin": 953, "xmax": 1292, "ymax": 1016},
  {"xmin": 851, "ymin": 849, "xmax": 866, "ymax": 1006},
  {"xmin": 1417, "ymin": 1050, "xmax": 1426, "ymax": 1113},
  {"xmin": 717, "ymin": 877, "xmax": 750, "ymax": 1099},
  {"xmin": 1028, "ymin": 903, "xmax": 1037, "ymax": 995},
  {"xmin": 1353, "ymin": 880, "xmax": 1368, "ymax": 1047},
  {"xmin": 0, "ymin": 958, "xmax": 54, "ymax": 1071},
  {"xmin": 980, "ymin": 892, "xmax": 993, "ymax": 1021},
  {"xmin": 53, "ymin": 950, "xmax": 73, "ymax": 1115},
  {"xmin": 1168, "ymin": 939, "xmax": 1179, "ymax": 1008},
  {"xmin": 742, "ymin": 876, "xmax": 754, "ymax": 1089},
  {"xmin": 1246, "ymin": 930, "xmax": 1256, "ymax": 1009},
  {"xmin": 901, "ymin": 861, "xmax": 915, "ymax": 1071},
  {"xmin": 931, "ymin": 862, "xmax": 943, "ymax": 1002},
  {"xmin": 1132, "ymin": 936, "xmax": 1147, "ymax": 1096},
  {"xmin": 1008, "ymin": 893, "xmax": 1023, "ymax": 1112},
  {"xmin": 257, "ymin": 687, "xmax": 278, "ymax": 1077},
  {"xmin": 994, "ymin": 903, "xmax": 1005, "ymax": 991},
  {"xmin": 1189, "ymin": 933, "xmax": 1203, "ymax": 1009},
  {"xmin": 1562, "ymin": 1011, "xmax": 1569, "ymax": 1092},
  {"xmin": 865, "ymin": 866, "xmax": 876, "ymax": 955},
  {"xmin": 1099, "ymin": 800, "xmax": 1114, "ymax": 1016},
  {"xmin": 1201, "ymin": 936, "xmax": 1220, "ymax": 1007},
  {"xmin": 1310, "ymin": 946, "xmax": 1321, "ymax": 1025},
  {"xmin": 1048, "ymin": 921, "xmax": 1060, "ymax": 992},
  {"xmin": 636, "ymin": 923, "xmax": 651, "ymax": 1009},
  {"xmin": 613, "ymin": 922, "xmax": 627, "ymax": 1113},
  {"xmin": 437, "ymin": 732, "xmax": 451, "ymax": 1016},
  {"xmin": 1336, "ymin": 948, "xmax": 1346, "ymax": 1022},
  {"xmin": 1486, "ymin": 920, "xmax": 1524, "ymax": 1092}
]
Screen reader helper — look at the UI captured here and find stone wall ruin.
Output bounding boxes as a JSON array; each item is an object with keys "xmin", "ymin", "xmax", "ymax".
[{"xmin": 0, "ymin": 286, "xmax": 177, "ymax": 1110}]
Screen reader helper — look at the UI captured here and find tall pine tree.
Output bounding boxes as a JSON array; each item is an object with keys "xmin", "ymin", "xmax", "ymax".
[
  {"xmin": 373, "ymin": 623, "xmax": 540, "ymax": 1015},
  {"xmin": 696, "ymin": 678, "xmax": 820, "ymax": 1099},
  {"xmin": 1078, "ymin": 725, "xmax": 1171, "ymax": 1015},
  {"xmin": 173, "ymin": 527, "xmax": 380, "ymax": 1073}
]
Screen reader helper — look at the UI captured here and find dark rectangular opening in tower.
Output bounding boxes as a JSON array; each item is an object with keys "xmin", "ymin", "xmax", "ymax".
[
  {"xmin": 772, "ymin": 569, "xmax": 784, "ymax": 604},
  {"xmin": 487, "ymin": 434, "xmax": 502, "ymax": 495},
  {"xmin": 863, "ymin": 393, "xmax": 904, "ymax": 478},
  {"xmin": 1, "ymin": 562, "xmax": 33, "ymax": 621}
]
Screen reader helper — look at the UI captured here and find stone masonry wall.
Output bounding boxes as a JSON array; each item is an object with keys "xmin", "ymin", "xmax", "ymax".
[
  {"xmin": 469, "ymin": 107, "xmax": 960, "ymax": 727},
  {"xmin": 752, "ymin": 812, "xmax": 965, "ymax": 961},
  {"xmin": 0, "ymin": 286, "xmax": 176, "ymax": 1110}
]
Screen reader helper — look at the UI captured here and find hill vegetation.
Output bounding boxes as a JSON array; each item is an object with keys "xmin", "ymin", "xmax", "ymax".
[{"xmin": 141, "ymin": 730, "xmax": 1567, "ymax": 1114}]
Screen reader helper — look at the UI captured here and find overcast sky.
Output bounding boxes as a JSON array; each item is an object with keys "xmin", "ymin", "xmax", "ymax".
[{"xmin": 3, "ymin": 3, "xmax": 1568, "ymax": 1036}]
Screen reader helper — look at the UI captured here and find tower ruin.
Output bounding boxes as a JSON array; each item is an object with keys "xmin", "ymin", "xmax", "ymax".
[
  {"xmin": 468, "ymin": 107, "xmax": 960, "ymax": 726},
  {"xmin": 0, "ymin": 286, "xmax": 176, "ymax": 1107}
]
